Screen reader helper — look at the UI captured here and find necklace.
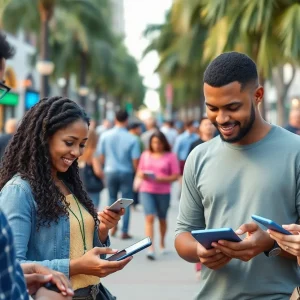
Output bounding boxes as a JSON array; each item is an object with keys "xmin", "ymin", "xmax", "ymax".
[
  {"xmin": 68, "ymin": 196, "xmax": 87, "ymax": 254},
  {"xmin": 59, "ymin": 180, "xmax": 87, "ymax": 254}
]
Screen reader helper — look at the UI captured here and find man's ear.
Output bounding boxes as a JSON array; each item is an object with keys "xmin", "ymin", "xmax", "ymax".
[{"xmin": 254, "ymin": 86, "xmax": 264, "ymax": 105}]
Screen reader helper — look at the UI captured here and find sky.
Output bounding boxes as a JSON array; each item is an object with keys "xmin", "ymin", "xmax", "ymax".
[{"xmin": 123, "ymin": 0, "xmax": 173, "ymax": 111}]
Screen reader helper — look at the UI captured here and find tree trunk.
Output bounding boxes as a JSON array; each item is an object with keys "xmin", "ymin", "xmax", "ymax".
[
  {"xmin": 40, "ymin": 15, "xmax": 50, "ymax": 98},
  {"xmin": 39, "ymin": 3, "xmax": 54, "ymax": 98},
  {"xmin": 273, "ymin": 65, "xmax": 296, "ymax": 126},
  {"xmin": 102, "ymin": 92, "xmax": 107, "ymax": 121},
  {"xmin": 79, "ymin": 51, "xmax": 87, "ymax": 108},
  {"xmin": 94, "ymin": 85, "xmax": 101, "ymax": 126},
  {"xmin": 62, "ymin": 72, "xmax": 70, "ymax": 97}
]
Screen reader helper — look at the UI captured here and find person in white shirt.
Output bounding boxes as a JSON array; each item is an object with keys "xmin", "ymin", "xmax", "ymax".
[{"xmin": 160, "ymin": 120, "xmax": 178, "ymax": 148}]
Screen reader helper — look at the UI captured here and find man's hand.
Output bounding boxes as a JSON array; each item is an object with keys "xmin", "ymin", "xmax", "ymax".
[
  {"xmin": 21, "ymin": 263, "xmax": 73, "ymax": 297},
  {"xmin": 211, "ymin": 223, "xmax": 274, "ymax": 262},
  {"xmin": 196, "ymin": 241, "xmax": 231, "ymax": 270}
]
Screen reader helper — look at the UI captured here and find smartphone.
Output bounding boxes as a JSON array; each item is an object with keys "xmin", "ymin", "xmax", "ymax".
[
  {"xmin": 251, "ymin": 215, "xmax": 292, "ymax": 235},
  {"xmin": 108, "ymin": 198, "xmax": 134, "ymax": 213},
  {"xmin": 191, "ymin": 228, "xmax": 242, "ymax": 249},
  {"xmin": 106, "ymin": 237, "xmax": 152, "ymax": 261},
  {"xmin": 144, "ymin": 171, "xmax": 156, "ymax": 179}
]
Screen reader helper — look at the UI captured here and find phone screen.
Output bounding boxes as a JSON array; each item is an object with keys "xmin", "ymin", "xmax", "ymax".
[
  {"xmin": 107, "ymin": 250, "xmax": 127, "ymax": 261},
  {"xmin": 107, "ymin": 238, "xmax": 151, "ymax": 261}
]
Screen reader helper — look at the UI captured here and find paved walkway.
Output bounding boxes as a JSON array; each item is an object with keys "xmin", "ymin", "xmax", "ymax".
[{"xmin": 98, "ymin": 184, "xmax": 199, "ymax": 300}]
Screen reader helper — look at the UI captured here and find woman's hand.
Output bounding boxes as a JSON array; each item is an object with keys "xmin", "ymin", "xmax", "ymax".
[
  {"xmin": 35, "ymin": 287, "xmax": 72, "ymax": 300},
  {"xmin": 70, "ymin": 247, "xmax": 132, "ymax": 278},
  {"xmin": 155, "ymin": 174, "xmax": 179, "ymax": 183},
  {"xmin": 21, "ymin": 263, "xmax": 73, "ymax": 297},
  {"xmin": 97, "ymin": 207, "xmax": 124, "ymax": 242},
  {"xmin": 98, "ymin": 207, "xmax": 124, "ymax": 231},
  {"xmin": 268, "ymin": 224, "xmax": 300, "ymax": 259}
]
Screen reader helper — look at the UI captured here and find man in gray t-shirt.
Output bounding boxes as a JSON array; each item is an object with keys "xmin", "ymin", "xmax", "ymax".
[{"xmin": 175, "ymin": 52, "xmax": 300, "ymax": 300}]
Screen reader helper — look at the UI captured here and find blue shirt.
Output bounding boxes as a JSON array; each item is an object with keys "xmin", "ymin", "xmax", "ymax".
[
  {"xmin": 173, "ymin": 131, "xmax": 199, "ymax": 161},
  {"xmin": 97, "ymin": 127, "xmax": 141, "ymax": 173},
  {"xmin": 0, "ymin": 209, "xmax": 28, "ymax": 300},
  {"xmin": 0, "ymin": 175, "xmax": 109, "ymax": 278}
]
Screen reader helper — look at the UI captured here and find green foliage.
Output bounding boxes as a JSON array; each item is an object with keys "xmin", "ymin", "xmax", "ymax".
[
  {"xmin": 144, "ymin": 0, "xmax": 300, "ymax": 119},
  {"xmin": 1, "ymin": 0, "xmax": 145, "ymax": 109}
]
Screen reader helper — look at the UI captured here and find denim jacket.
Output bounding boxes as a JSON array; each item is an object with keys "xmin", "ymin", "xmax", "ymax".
[{"xmin": 0, "ymin": 175, "xmax": 110, "ymax": 278}]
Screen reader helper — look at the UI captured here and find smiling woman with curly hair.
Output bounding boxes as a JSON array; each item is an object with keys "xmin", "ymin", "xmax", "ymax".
[{"xmin": 0, "ymin": 96, "xmax": 132, "ymax": 299}]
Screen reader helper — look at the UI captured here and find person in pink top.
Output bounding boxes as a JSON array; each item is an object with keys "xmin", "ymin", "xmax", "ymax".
[{"xmin": 137, "ymin": 131, "xmax": 180, "ymax": 260}]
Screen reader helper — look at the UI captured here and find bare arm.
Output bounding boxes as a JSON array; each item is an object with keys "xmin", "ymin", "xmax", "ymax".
[
  {"xmin": 92, "ymin": 157, "xmax": 103, "ymax": 179},
  {"xmin": 132, "ymin": 159, "xmax": 139, "ymax": 172},
  {"xmin": 156, "ymin": 174, "xmax": 180, "ymax": 183},
  {"xmin": 174, "ymin": 232, "xmax": 199, "ymax": 263},
  {"xmin": 99, "ymin": 154, "xmax": 105, "ymax": 167}
]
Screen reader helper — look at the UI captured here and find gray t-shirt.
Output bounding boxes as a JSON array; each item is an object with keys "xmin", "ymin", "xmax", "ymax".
[{"xmin": 176, "ymin": 125, "xmax": 300, "ymax": 300}]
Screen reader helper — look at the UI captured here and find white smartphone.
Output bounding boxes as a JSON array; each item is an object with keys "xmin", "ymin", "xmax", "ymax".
[
  {"xmin": 108, "ymin": 198, "xmax": 134, "ymax": 212},
  {"xmin": 106, "ymin": 237, "xmax": 152, "ymax": 261},
  {"xmin": 144, "ymin": 171, "xmax": 155, "ymax": 180}
]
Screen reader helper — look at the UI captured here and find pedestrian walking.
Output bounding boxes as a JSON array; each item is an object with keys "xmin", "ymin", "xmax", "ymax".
[
  {"xmin": 0, "ymin": 118, "xmax": 17, "ymax": 161},
  {"xmin": 137, "ymin": 131, "xmax": 180, "ymax": 260},
  {"xmin": 78, "ymin": 128, "xmax": 104, "ymax": 209},
  {"xmin": 141, "ymin": 117, "xmax": 157, "ymax": 150},
  {"xmin": 160, "ymin": 120, "xmax": 178, "ymax": 148},
  {"xmin": 189, "ymin": 117, "xmax": 215, "ymax": 153},
  {"xmin": 173, "ymin": 120, "xmax": 198, "ymax": 176},
  {"xmin": 128, "ymin": 122, "xmax": 143, "ymax": 209},
  {"xmin": 96, "ymin": 110, "xmax": 140, "ymax": 239}
]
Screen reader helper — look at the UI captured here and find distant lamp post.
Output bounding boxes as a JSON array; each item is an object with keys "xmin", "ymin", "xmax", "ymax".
[
  {"xmin": 78, "ymin": 86, "xmax": 89, "ymax": 97},
  {"xmin": 291, "ymin": 98, "xmax": 300, "ymax": 109},
  {"xmin": 99, "ymin": 98, "xmax": 106, "ymax": 122},
  {"xmin": 36, "ymin": 60, "xmax": 54, "ymax": 98},
  {"xmin": 165, "ymin": 83, "xmax": 173, "ymax": 120},
  {"xmin": 57, "ymin": 78, "xmax": 67, "ymax": 96}
]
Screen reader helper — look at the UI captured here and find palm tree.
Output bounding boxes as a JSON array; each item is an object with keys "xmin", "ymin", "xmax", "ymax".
[
  {"xmin": 1, "ymin": 0, "xmax": 107, "ymax": 98},
  {"xmin": 172, "ymin": 0, "xmax": 300, "ymax": 124},
  {"xmin": 144, "ymin": 9, "xmax": 208, "ymax": 118}
]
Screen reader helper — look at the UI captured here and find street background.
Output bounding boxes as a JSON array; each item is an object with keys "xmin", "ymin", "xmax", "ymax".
[{"xmin": 98, "ymin": 182, "xmax": 198, "ymax": 300}]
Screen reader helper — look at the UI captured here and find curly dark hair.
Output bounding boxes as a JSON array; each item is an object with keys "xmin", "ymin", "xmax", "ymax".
[{"xmin": 0, "ymin": 96, "xmax": 98, "ymax": 227}]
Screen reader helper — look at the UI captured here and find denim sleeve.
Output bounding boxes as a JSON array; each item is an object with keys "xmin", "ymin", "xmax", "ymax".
[
  {"xmin": 93, "ymin": 227, "xmax": 110, "ymax": 259},
  {"xmin": 0, "ymin": 184, "xmax": 71, "ymax": 277},
  {"xmin": 20, "ymin": 258, "xmax": 70, "ymax": 278}
]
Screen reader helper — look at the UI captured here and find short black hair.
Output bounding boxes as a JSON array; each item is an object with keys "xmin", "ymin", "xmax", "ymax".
[
  {"xmin": 185, "ymin": 120, "xmax": 194, "ymax": 128},
  {"xmin": 0, "ymin": 32, "xmax": 15, "ymax": 60},
  {"xmin": 204, "ymin": 52, "xmax": 258, "ymax": 90},
  {"xmin": 116, "ymin": 110, "xmax": 129, "ymax": 122},
  {"xmin": 128, "ymin": 122, "xmax": 141, "ymax": 130}
]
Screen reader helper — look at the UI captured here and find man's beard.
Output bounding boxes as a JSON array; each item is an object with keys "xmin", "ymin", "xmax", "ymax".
[{"xmin": 214, "ymin": 104, "xmax": 256, "ymax": 143}]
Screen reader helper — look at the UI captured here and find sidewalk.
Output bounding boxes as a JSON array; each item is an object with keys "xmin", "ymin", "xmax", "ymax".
[{"xmin": 98, "ymin": 184, "xmax": 198, "ymax": 300}]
